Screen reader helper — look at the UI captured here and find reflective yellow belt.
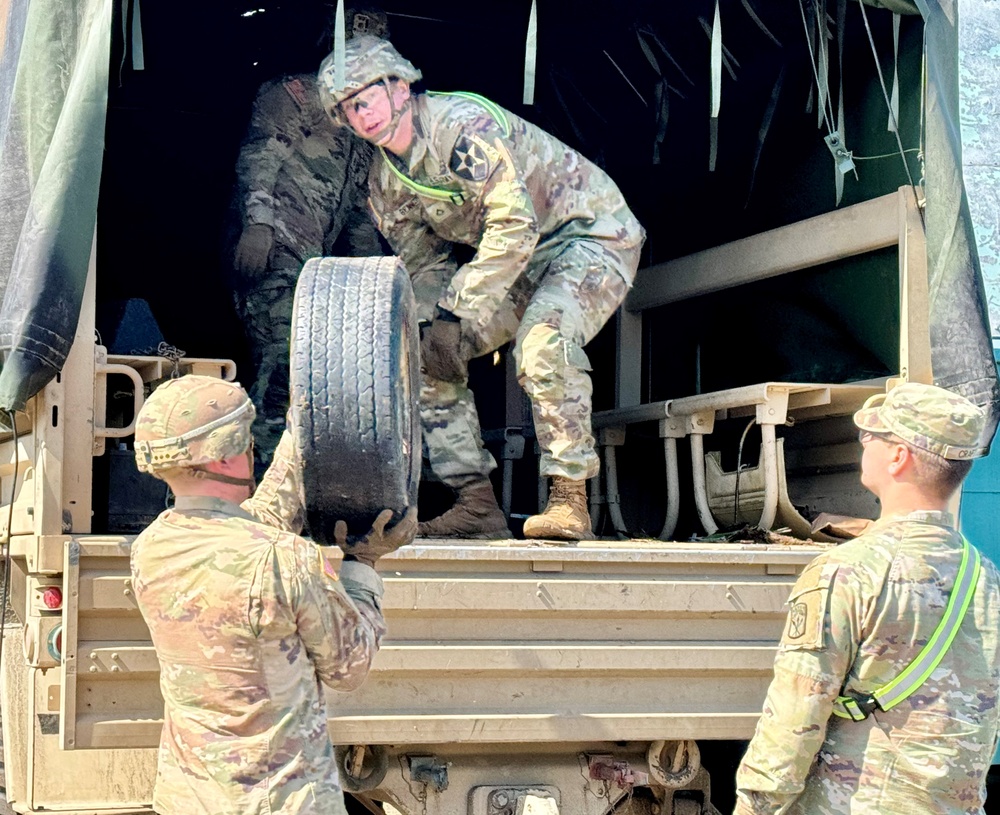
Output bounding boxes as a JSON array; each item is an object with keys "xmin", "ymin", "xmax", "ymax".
[
  {"xmin": 832, "ymin": 537, "xmax": 982, "ymax": 721},
  {"xmin": 379, "ymin": 91, "xmax": 511, "ymax": 206}
]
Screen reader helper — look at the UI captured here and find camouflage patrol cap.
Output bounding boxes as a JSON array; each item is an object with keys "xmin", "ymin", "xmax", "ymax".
[
  {"xmin": 318, "ymin": 33, "xmax": 421, "ymax": 113},
  {"xmin": 853, "ymin": 382, "xmax": 987, "ymax": 460},
  {"xmin": 134, "ymin": 375, "xmax": 255, "ymax": 476}
]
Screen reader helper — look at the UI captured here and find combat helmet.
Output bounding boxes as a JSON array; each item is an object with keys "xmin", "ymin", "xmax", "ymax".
[
  {"xmin": 134, "ymin": 375, "xmax": 256, "ymax": 480},
  {"xmin": 318, "ymin": 33, "xmax": 421, "ymax": 123}
]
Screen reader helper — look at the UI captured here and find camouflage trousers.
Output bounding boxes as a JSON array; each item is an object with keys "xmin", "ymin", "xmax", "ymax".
[
  {"xmin": 234, "ymin": 255, "xmax": 301, "ymax": 478},
  {"xmin": 422, "ymin": 239, "xmax": 640, "ymax": 486},
  {"xmin": 236, "ymin": 224, "xmax": 382, "ymax": 478}
]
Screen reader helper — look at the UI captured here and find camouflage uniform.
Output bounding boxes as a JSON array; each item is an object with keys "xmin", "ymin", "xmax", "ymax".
[
  {"xmin": 232, "ymin": 74, "xmax": 382, "ymax": 474},
  {"xmin": 366, "ymin": 92, "xmax": 644, "ymax": 485},
  {"xmin": 132, "ymin": 426, "xmax": 385, "ymax": 815},
  {"xmin": 735, "ymin": 385, "xmax": 1000, "ymax": 815}
]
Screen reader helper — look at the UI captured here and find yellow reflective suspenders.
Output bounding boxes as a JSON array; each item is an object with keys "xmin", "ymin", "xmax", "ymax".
[
  {"xmin": 832, "ymin": 537, "xmax": 982, "ymax": 722},
  {"xmin": 379, "ymin": 91, "xmax": 511, "ymax": 206}
]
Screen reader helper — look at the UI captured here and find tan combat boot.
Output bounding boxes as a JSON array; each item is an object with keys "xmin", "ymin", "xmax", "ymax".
[
  {"xmin": 522, "ymin": 476, "xmax": 591, "ymax": 540},
  {"xmin": 418, "ymin": 479, "xmax": 511, "ymax": 539}
]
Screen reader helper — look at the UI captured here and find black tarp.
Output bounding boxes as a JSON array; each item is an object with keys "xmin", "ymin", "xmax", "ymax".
[
  {"xmin": 0, "ymin": 0, "xmax": 996, "ymax": 448},
  {"xmin": 0, "ymin": 0, "xmax": 111, "ymax": 413}
]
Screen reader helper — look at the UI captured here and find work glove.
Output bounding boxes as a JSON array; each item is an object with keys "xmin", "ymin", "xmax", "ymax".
[
  {"xmin": 334, "ymin": 507, "xmax": 418, "ymax": 569},
  {"xmin": 420, "ymin": 311, "xmax": 467, "ymax": 383},
  {"xmin": 234, "ymin": 223, "xmax": 275, "ymax": 276}
]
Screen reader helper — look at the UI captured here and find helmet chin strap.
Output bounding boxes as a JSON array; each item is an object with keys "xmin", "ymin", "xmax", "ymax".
[
  {"xmin": 366, "ymin": 79, "xmax": 412, "ymax": 145},
  {"xmin": 190, "ymin": 469, "xmax": 257, "ymax": 489},
  {"xmin": 187, "ymin": 448, "xmax": 256, "ymax": 491}
]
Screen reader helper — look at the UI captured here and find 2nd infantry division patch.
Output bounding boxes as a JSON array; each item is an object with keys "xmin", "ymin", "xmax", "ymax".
[{"xmin": 451, "ymin": 135, "xmax": 490, "ymax": 182}]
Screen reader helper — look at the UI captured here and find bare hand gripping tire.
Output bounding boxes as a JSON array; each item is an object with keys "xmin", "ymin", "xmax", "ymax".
[{"xmin": 290, "ymin": 256, "xmax": 420, "ymax": 544}]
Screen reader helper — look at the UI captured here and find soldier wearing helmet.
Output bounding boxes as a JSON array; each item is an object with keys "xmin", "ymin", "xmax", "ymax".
[
  {"xmin": 735, "ymin": 383, "xmax": 1000, "ymax": 815},
  {"xmin": 318, "ymin": 35, "xmax": 646, "ymax": 541},
  {"xmin": 229, "ymin": 5, "xmax": 389, "ymax": 481},
  {"xmin": 130, "ymin": 374, "xmax": 416, "ymax": 815}
]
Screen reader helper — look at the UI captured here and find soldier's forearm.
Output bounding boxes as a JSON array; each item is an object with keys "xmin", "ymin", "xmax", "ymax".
[{"xmin": 243, "ymin": 430, "xmax": 304, "ymax": 533}]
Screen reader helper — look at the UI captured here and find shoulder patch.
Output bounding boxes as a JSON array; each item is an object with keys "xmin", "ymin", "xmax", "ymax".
[
  {"xmin": 450, "ymin": 135, "xmax": 491, "ymax": 182},
  {"xmin": 282, "ymin": 77, "xmax": 311, "ymax": 111},
  {"xmin": 781, "ymin": 560, "xmax": 837, "ymax": 650},
  {"xmin": 317, "ymin": 549, "xmax": 339, "ymax": 583}
]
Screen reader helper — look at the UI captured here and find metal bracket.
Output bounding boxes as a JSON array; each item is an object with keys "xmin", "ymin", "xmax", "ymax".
[
  {"xmin": 408, "ymin": 755, "xmax": 449, "ymax": 792},
  {"xmin": 685, "ymin": 411, "xmax": 715, "ymax": 435}
]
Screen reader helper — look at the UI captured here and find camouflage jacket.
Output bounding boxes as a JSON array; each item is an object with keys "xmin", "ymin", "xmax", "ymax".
[
  {"xmin": 235, "ymin": 74, "xmax": 377, "ymax": 261},
  {"xmin": 131, "ymin": 432, "xmax": 384, "ymax": 815},
  {"xmin": 367, "ymin": 92, "xmax": 644, "ymax": 328},
  {"xmin": 735, "ymin": 511, "xmax": 1000, "ymax": 815}
]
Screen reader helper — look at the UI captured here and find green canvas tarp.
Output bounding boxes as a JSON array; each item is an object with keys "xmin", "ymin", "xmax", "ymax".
[{"xmin": 0, "ymin": 0, "xmax": 111, "ymax": 413}]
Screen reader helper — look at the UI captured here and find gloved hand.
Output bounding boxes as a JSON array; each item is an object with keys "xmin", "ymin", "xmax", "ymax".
[
  {"xmin": 334, "ymin": 507, "xmax": 418, "ymax": 568},
  {"xmin": 234, "ymin": 223, "xmax": 275, "ymax": 276},
  {"xmin": 420, "ymin": 314, "xmax": 467, "ymax": 383}
]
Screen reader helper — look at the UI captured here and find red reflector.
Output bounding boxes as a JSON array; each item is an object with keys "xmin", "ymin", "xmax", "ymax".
[{"xmin": 41, "ymin": 587, "xmax": 63, "ymax": 610}]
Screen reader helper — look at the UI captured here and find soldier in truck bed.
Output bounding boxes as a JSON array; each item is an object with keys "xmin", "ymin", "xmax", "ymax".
[
  {"xmin": 229, "ymin": 6, "xmax": 387, "ymax": 480},
  {"xmin": 318, "ymin": 35, "xmax": 645, "ymax": 541}
]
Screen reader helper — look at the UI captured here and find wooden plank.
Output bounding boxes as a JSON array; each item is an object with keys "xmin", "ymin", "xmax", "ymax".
[{"xmin": 627, "ymin": 192, "xmax": 900, "ymax": 311}]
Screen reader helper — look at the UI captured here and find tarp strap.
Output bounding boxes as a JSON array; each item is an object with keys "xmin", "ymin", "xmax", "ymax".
[
  {"xmin": 378, "ymin": 91, "xmax": 510, "ymax": 205},
  {"xmin": 832, "ymin": 537, "xmax": 982, "ymax": 721},
  {"xmin": 799, "ymin": 0, "xmax": 855, "ymax": 205},
  {"xmin": 835, "ymin": 0, "xmax": 847, "ymax": 204},
  {"xmin": 332, "ymin": 0, "xmax": 346, "ymax": 92},
  {"xmin": 858, "ymin": 0, "xmax": 921, "ymax": 215},
  {"xmin": 636, "ymin": 29, "xmax": 670, "ymax": 165},
  {"xmin": 131, "ymin": 0, "xmax": 144, "ymax": 70},
  {"xmin": 523, "ymin": 0, "xmax": 537, "ymax": 105},
  {"xmin": 889, "ymin": 13, "xmax": 901, "ymax": 132},
  {"xmin": 708, "ymin": 0, "xmax": 721, "ymax": 171}
]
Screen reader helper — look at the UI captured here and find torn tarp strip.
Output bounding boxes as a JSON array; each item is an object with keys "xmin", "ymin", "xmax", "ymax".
[{"xmin": 523, "ymin": 0, "xmax": 537, "ymax": 105}]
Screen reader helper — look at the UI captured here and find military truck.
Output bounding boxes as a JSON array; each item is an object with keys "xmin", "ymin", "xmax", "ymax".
[{"xmin": 0, "ymin": 1, "xmax": 997, "ymax": 814}]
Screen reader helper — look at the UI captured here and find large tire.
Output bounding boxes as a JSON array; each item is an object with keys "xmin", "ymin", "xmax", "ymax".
[{"xmin": 290, "ymin": 256, "xmax": 420, "ymax": 543}]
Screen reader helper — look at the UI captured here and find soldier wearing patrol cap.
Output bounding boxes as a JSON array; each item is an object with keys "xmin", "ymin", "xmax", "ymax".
[
  {"xmin": 735, "ymin": 382, "xmax": 1000, "ymax": 815},
  {"xmin": 229, "ymin": 5, "xmax": 388, "ymax": 481},
  {"xmin": 130, "ymin": 374, "xmax": 416, "ymax": 815},
  {"xmin": 317, "ymin": 35, "xmax": 646, "ymax": 541}
]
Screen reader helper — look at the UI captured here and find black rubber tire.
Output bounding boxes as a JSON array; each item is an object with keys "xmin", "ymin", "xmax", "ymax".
[
  {"xmin": 334, "ymin": 744, "xmax": 390, "ymax": 794},
  {"xmin": 290, "ymin": 256, "xmax": 420, "ymax": 543}
]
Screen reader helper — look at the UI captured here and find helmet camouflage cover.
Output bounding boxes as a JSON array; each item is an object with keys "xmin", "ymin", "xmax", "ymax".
[
  {"xmin": 853, "ymin": 382, "xmax": 988, "ymax": 460},
  {"xmin": 134, "ymin": 375, "xmax": 255, "ymax": 476},
  {"xmin": 318, "ymin": 33, "xmax": 422, "ymax": 119}
]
